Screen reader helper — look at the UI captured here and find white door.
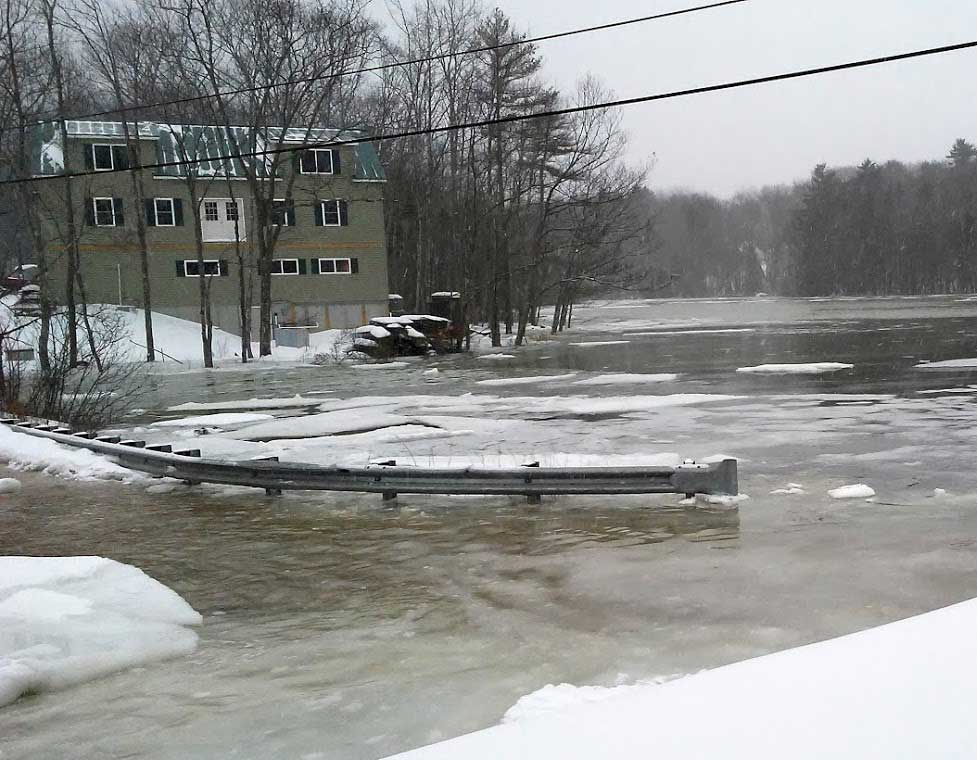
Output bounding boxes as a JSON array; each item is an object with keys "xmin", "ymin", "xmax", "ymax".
[{"xmin": 201, "ymin": 198, "xmax": 246, "ymax": 242}]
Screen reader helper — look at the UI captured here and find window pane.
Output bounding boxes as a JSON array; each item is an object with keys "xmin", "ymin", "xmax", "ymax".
[
  {"xmin": 272, "ymin": 200, "xmax": 289, "ymax": 226},
  {"xmin": 300, "ymin": 151, "xmax": 317, "ymax": 173},
  {"xmin": 335, "ymin": 258, "xmax": 351, "ymax": 273},
  {"xmin": 225, "ymin": 202, "xmax": 239, "ymax": 221},
  {"xmin": 322, "ymin": 201, "xmax": 340, "ymax": 225},
  {"xmin": 270, "ymin": 260, "xmax": 283, "ymax": 274},
  {"xmin": 93, "ymin": 145, "xmax": 113, "ymax": 170},
  {"xmin": 316, "ymin": 150, "xmax": 333, "ymax": 173},
  {"xmin": 204, "ymin": 261, "xmax": 219, "ymax": 275},
  {"xmin": 281, "ymin": 259, "xmax": 298, "ymax": 274},
  {"xmin": 204, "ymin": 201, "xmax": 219, "ymax": 222},
  {"xmin": 185, "ymin": 261, "xmax": 199, "ymax": 276},
  {"xmin": 95, "ymin": 198, "xmax": 115, "ymax": 226},
  {"xmin": 155, "ymin": 199, "xmax": 174, "ymax": 225},
  {"xmin": 320, "ymin": 259, "xmax": 336, "ymax": 273}
]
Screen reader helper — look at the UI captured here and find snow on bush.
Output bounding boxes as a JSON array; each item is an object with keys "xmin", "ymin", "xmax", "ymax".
[{"xmin": 0, "ymin": 556, "xmax": 202, "ymax": 708}]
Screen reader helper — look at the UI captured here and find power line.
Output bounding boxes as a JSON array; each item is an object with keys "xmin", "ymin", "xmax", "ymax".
[
  {"xmin": 6, "ymin": 36, "xmax": 977, "ymax": 187},
  {"xmin": 21, "ymin": 0, "xmax": 749, "ymax": 127}
]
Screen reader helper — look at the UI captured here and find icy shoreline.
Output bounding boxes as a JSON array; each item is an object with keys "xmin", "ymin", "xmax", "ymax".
[{"xmin": 385, "ymin": 598, "xmax": 977, "ymax": 759}]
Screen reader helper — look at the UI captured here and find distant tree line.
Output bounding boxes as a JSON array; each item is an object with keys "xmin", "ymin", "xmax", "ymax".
[{"xmin": 644, "ymin": 139, "xmax": 977, "ymax": 298}]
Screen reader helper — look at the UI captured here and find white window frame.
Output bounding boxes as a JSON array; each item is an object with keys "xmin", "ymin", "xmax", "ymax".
[
  {"xmin": 271, "ymin": 198, "xmax": 293, "ymax": 226},
  {"xmin": 320, "ymin": 200, "xmax": 342, "ymax": 227},
  {"xmin": 91, "ymin": 143, "xmax": 124, "ymax": 171},
  {"xmin": 318, "ymin": 257, "xmax": 352, "ymax": 275},
  {"xmin": 154, "ymin": 197, "xmax": 176, "ymax": 226},
  {"xmin": 182, "ymin": 259, "xmax": 221, "ymax": 277},
  {"xmin": 300, "ymin": 148, "xmax": 334, "ymax": 175},
  {"xmin": 270, "ymin": 258, "xmax": 300, "ymax": 276},
  {"xmin": 93, "ymin": 197, "xmax": 117, "ymax": 227}
]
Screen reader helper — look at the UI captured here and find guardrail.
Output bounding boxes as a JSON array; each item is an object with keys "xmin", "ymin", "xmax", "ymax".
[{"xmin": 1, "ymin": 418, "xmax": 738, "ymax": 503}]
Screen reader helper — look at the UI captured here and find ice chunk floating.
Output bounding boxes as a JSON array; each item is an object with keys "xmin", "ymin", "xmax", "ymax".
[
  {"xmin": 737, "ymin": 363, "xmax": 854, "ymax": 375},
  {"xmin": 384, "ymin": 598, "xmax": 977, "ymax": 759},
  {"xmin": 0, "ymin": 556, "xmax": 202, "ymax": 708}
]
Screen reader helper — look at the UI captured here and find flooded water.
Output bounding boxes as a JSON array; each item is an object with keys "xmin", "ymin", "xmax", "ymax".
[{"xmin": 3, "ymin": 295, "xmax": 977, "ymax": 759}]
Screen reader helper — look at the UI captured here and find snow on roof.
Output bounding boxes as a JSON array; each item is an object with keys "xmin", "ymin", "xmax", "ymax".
[{"xmin": 431, "ymin": 292, "xmax": 461, "ymax": 298}]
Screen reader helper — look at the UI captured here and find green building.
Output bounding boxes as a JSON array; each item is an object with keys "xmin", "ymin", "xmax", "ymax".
[{"xmin": 32, "ymin": 121, "xmax": 390, "ymax": 334}]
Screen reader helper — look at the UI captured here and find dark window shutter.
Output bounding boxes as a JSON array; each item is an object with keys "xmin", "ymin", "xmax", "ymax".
[
  {"xmin": 298, "ymin": 258, "xmax": 307, "ymax": 275},
  {"xmin": 339, "ymin": 200, "xmax": 349, "ymax": 226},
  {"xmin": 350, "ymin": 257, "xmax": 359, "ymax": 274},
  {"xmin": 287, "ymin": 205, "xmax": 296, "ymax": 227},
  {"xmin": 176, "ymin": 261, "xmax": 185, "ymax": 277},
  {"xmin": 83, "ymin": 145, "xmax": 94, "ymax": 170},
  {"xmin": 174, "ymin": 199, "xmax": 184, "ymax": 226},
  {"xmin": 145, "ymin": 199, "xmax": 156, "ymax": 226},
  {"xmin": 311, "ymin": 258, "xmax": 320, "ymax": 274},
  {"xmin": 218, "ymin": 259, "xmax": 229, "ymax": 276},
  {"xmin": 113, "ymin": 198, "xmax": 124, "ymax": 226},
  {"xmin": 112, "ymin": 145, "xmax": 130, "ymax": 170},
  {"xmin": 314, "ymin": 202, "xmax": 324, "ymax": 226},
  {"xmin": 85, "ymin": 197, "xmax": 95, "ymax": 225},
  {"xmin": 332, "ymin": 149, "xmax": 341, "ymax": 175}
]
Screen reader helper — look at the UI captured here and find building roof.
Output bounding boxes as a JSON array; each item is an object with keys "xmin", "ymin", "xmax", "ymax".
[{"xmin": 31, "ymin": 121, "xmax": 386, "ymax": 181}]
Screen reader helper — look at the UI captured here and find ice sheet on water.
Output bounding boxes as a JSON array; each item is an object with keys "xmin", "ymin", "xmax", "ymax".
[
  {"xmin": 151, "ymin": 412, "xmax": 274, "ymax": 428},
  {"xmin": 567, "ymin": 341, "xmax": 631, "ymax": 348},
  {"xmin": 476, "ymin": 374, "xmax": 578, "ymax": 387},
  {"xmin": 167, "ymin": 395, "xmax": 319, "ymax": 412},
  {"xmin": 737, "ymin": 363, "xmax": 854, "ymax": 375},
  {"xmin": 915, "ymin": 358, "xmax": 977, "ymax": 370},
  {"xmin": 352, "ymin": 362, "xmax": 411, "ymax": 370},
  {"xmin": 574, "ymin": 374, "xmax": 678, "ymax": 386},
  {"xmin": 828, "ymin": 484, "xmax": 876, "ymax": 499},
  {"xmin": 476, "ymin": 354, "xmax": 516, "ymax": 361},
  {"xmin": 385, "ymin": 598, "xmax": 977, "ymax": 760},
  {"xmin": 0, "ymin": 556, "xmax": 201, "ymax": 708}
]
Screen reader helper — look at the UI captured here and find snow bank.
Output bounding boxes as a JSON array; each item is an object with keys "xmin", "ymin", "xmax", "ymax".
[
  {"xmin": 0, "ymin": 556, "xmax": 201, "ymax": 708},
  {"xmin": 477, "ymin": 374, "xmax": 578, "ymax": 387},
  {"xmin": 151, "ymin": 412, "xmax": 274, "ymax": 428},
  {"xmin": 0, "ymin": 425, "xmax": 138, "ymax": 482},
  {"xmin": 385, "ymin": 597, "xmax": 977, "ymax": 759},
  {"xmin": 574, "ymin": 374, "xmax": 678, "ymax": 386},
  {"xmin": 828, "ymin": 484, "xmax": 876, "ymax": 499},
  {"xmin": 737, "ymin": 363, "xmax": 854, "ymax": 375}
]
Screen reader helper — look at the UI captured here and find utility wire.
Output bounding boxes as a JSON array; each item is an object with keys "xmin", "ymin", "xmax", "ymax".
[
  {"xmin": 20, "ymin": 0, "xmax": 749, "ymax": 127},
  {"xmin": 6, "ymin": 36, "xmax": 977, "ymax": 187}
]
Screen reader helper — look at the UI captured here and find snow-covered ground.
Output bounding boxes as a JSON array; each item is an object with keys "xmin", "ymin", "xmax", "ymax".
[
  {"xmin": 0, "ymin": 556, "xmax": 202, "ymax": 708},
  {"xmin": 385, "ymin": 598, "xmax": 977, "ymax": 759}
]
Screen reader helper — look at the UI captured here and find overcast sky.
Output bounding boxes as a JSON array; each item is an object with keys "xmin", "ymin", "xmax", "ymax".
[{"xmin": 481, "ymin": 0, "xmax": 977, "ymax": 197}]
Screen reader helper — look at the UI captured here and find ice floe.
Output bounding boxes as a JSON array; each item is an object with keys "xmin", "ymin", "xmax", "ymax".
[
  {"xmin": 167, "ymin": 395, "xmax": 319, "ymax": 412},
  {"xmin": 151, "ymin": 412, "xmax": 274, "ymax": 428},
  {"xmin": 352, "ymin": 362, "xmax": 411, "ymax": 370},
  {"xmin": 0, "ymin": 556, "xmax": 201, "ymax": 708},
  {"xmin": 567, "ymin": 341, "xmax": 631, "ymax": 348},
  {"xmin": 573, "ymin": 374, "xmax": 678, "ymax": 386},
  {"xmin": 476, "ymin": 374, "xmax": 578, "ymax": 387},
  {"xmin": 737, "ymin": 363, "xmax": 853, "ymax": 375},
  {"xmin": 828, "ymin": 484, "xmax": 876, "ymax": 499},
  {"xmin": 0, "ymin": 478, "xmax": 22, "ymax": 494},
  {"xmin": 915, "ymin": 358, "xmax": 977, "ymax": 370}
]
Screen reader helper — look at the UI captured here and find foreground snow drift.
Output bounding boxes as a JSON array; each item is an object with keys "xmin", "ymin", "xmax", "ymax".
[
  {"xmin": 0, "ymin": 556, "xmax": 202, "ymax": 708},
  {"xmin": 386, "ymin": 598, "xmax": 977, "ymax": 759}
]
